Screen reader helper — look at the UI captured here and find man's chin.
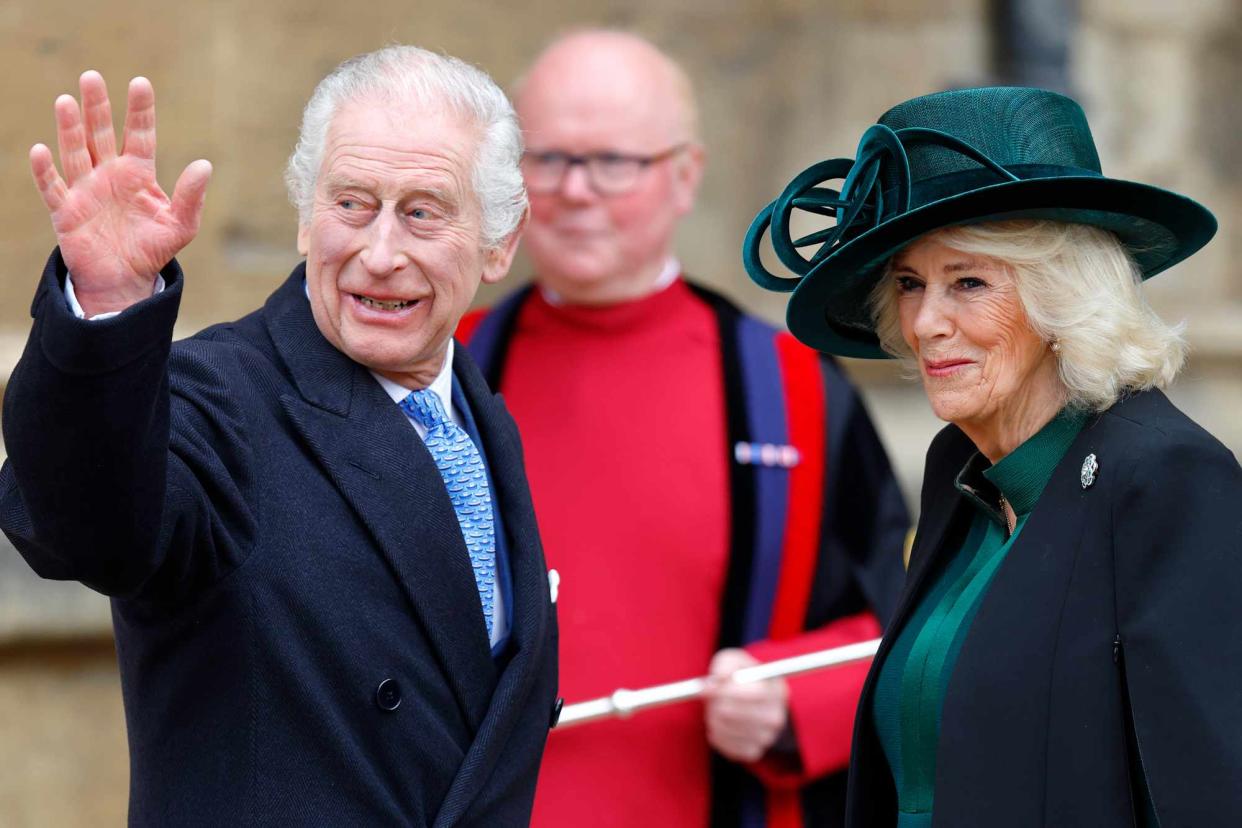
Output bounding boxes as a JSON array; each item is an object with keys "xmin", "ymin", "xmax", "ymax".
[
  {"xmin": 534, "ymin": 265, "xmax": 618, "ymax": 294},
  {"xmin": 343, "ymin": 340, "xmax": 444, "ymax": 382}
]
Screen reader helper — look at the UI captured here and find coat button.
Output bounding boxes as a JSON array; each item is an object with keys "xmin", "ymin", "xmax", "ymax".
[
  {"xmin": 376, "ymin": 678, "xmax": 402, "ymax": 712},
  {"xmin": 549, "ymin": 697, "xmax": 564, "ymax": 729}
]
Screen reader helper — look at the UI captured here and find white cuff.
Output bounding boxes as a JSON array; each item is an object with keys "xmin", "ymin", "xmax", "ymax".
[{"xmin": 65, "ymin": 273, "xmax": 166, "ymax": 320}]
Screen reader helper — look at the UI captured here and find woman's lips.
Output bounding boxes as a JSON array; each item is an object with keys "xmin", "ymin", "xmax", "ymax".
[{"xmin": 923, "ymin": 358, "xmax": 974, "ymax": 378}]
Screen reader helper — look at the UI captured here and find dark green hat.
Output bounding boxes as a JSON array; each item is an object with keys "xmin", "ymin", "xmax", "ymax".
[{"xmin": 743, "ymin": 86, "xmax": 1217, "ymax": 359}]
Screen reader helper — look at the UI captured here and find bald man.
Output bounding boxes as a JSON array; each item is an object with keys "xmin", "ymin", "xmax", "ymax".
[{"xmin": 463, "ymin": 31, "xmax": 908, "ymax": 827}]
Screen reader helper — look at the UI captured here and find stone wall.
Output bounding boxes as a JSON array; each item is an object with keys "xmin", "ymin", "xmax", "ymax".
[{"xmin": 1, "ymin": 1, "xmax": 1239, "ymax": 823}]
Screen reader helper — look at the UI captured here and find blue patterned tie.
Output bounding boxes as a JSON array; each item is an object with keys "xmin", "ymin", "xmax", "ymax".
[{"xmin": 399, "ymin": 389, "xmax": 496, "ymax": 639}]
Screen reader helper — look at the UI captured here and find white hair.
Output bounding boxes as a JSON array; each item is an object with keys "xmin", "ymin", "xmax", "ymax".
[
  {"xmin": 284, "ymin": 45, "xmax": 526, "ymax": 249},
  {"xmin": 869, "ymin": 220, "xmax": 1187, "ymax": 411}
]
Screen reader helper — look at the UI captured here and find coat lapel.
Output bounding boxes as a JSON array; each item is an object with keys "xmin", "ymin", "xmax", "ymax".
[
  {"xmin": 884, "ymin": 425, "xmax": 976, "ymax": 644},
  {"xmin": 433, "ymin": 345, "xmax": 550, "ymax": 827},
  {"xmin": 847, "ymin": 424, "xmax": 976, "ymax": 823},
  {"xmin": 263, "ymin": 270, "xmax": 497, "ymax": 731}
]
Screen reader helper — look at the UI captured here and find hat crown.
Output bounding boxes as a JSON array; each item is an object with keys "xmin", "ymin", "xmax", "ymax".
[{"xmin": 876, "ymin": 87, "xmax": 1103, "ymax": 199}]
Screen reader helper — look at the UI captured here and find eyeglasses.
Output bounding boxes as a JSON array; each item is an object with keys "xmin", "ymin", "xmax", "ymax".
[{"xmin": 521, "ymin": 144, "xmax": 688, "ymax": 196}]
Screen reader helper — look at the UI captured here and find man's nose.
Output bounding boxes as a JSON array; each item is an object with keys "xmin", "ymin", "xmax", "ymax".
[
  {"xmin": 361, "ymin": 209, "xmax": 409, "ymax": 275},
  {"xmin": 558, "ymin": 161, "xmax": 598, "ymax": 203}
]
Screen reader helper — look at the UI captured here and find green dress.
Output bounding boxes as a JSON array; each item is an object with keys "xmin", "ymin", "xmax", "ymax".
[{"xmin": 871, "ymin": 408, "xmax": 1086, "ymax": 827}]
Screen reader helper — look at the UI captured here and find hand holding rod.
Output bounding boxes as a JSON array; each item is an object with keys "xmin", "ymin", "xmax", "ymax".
[{"xmin": 556, "ymin": 637, "xmax": 882, "ymax": 729}]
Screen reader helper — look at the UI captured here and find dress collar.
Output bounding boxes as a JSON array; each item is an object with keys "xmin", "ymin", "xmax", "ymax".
[{"xmin": 954, "ymin": 406, "xmax": 1088, "ymax": 525}]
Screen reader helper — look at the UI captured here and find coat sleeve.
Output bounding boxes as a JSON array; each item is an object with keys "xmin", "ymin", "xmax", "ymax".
[
  {"xmin": 1113, "ymin": 429, "xmax": 1242, "ymax": 825},
  {"xmin": 745, "ymin": 369, "xmax": 910, "ymax": 784},
  {"xmin": 0, "ymin": 249, "xmax": 257, "ymax": 601}
]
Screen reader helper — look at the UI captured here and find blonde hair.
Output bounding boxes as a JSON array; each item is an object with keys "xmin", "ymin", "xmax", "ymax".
[{"xmin": 868, "ymin": 220, "xmax": 1187, "ymax": 411}]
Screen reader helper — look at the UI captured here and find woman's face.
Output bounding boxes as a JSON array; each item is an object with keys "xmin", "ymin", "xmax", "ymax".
[{"xmin": 891, "ymin": 232, "xmax": 1062, "ymax": 442}]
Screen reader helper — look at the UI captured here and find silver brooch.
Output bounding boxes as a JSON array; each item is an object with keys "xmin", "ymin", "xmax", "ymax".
[{"xmin": 1080, "ymin": 454, "xmax": 1099, "ymax": 489}]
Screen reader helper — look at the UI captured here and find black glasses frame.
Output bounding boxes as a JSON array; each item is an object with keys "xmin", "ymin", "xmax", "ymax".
[{"xmin": 521, "ymin": 143, "xmax": 688, "ymax": 195}]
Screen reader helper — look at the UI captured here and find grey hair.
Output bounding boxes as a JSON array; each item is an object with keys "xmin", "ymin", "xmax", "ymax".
[
  {"xmin": 868, "ymin": 220, "xmax": 1188, "ymax": 411},
  {"xmin": 284, "ymin": 45, "xmax": 527, "ymax": 249}
]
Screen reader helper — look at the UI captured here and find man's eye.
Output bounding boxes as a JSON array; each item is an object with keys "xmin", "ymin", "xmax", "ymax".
[
  {"xmin": 338, "ymin": 199, "xmax": 359, "ymax": 210},
  {"xmin": 408, "ymin": 207, "xmax": 432, "ymax": 220},
  {"xmin": 530, "ymin": 152, "xmax": 567, "ymax": 167}
]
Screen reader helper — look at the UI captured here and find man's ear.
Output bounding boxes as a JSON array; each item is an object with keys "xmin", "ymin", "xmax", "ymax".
[
  {"xmin": 672, "ymin": 142, "xmax": 706, "ymax": 216},
  {"xmin": 297, "ymin": 223, "xmax": 310, "ymax": 257},
  {"xmin": 481, "ymin": 207, "xmax": 530, "ymax": 285}
]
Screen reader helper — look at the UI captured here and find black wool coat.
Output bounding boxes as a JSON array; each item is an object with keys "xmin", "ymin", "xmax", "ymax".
[
  {"xmin": 845, "ymin": 388, "xmax": 1242, "ymax": 827},
  {"xmin": 0, "ymin": 251, "xmax": 559, "ymax": 827}
]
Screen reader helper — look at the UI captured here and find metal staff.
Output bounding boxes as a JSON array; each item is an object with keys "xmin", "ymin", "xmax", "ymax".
[{"xmin": 556, "ymin": 637, "xmax": 882, "ymax": 730}]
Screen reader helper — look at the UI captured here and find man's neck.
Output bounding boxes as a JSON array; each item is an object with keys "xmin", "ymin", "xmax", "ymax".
[{"xmin": 539, "ymin": 257, "xmax": 680, "ymax": 307}]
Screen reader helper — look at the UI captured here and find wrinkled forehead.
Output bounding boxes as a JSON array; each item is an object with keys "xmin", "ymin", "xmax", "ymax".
[
  {"xmin": 314, "ymin": 96, "xmax": 481, "ymax": 208},
  {"xmin": 319, "ymin": 95, "xmax": 480, "ymax": 185},
  {"xmin": 328, "ymin": 91, "xmax": 479, "ymax": 144},
  {"xmin": 888, "ymin": 237, "xmax": 1012, "ymax": 285}
]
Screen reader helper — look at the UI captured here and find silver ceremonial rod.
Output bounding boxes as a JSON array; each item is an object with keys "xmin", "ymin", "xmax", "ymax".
[{"xmin": 556, "ymin": 637, "xmax": 882, "ymax": 729}]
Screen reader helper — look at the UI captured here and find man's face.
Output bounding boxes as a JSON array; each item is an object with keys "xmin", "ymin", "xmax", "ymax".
[
  {"xmin": 298, "ymin": 98, "xmax": 518, "ymax": 388},
  {"xmin": 517, "ymin": 56, "xmax": 703, "ymax": 303}
]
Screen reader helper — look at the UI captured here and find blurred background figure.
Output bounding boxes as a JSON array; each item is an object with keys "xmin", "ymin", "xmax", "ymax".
[
  {"xmin": 3, "ymin": 3, "xmax": 1240, "ymax": 825},
  {"xmin": 462, "ymin": 30, "xmax": 908, "ymax": 827}
]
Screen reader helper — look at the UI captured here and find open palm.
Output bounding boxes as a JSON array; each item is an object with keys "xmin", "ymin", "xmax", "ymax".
[{"xmin": 31, "ymin": 71, "xmax": 211, "ymax": 316}]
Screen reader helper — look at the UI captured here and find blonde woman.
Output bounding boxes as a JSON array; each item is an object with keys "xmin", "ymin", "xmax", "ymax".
[{"xmin": 745, "ymin": 87, "xmax": 1241, "ymax": 827}]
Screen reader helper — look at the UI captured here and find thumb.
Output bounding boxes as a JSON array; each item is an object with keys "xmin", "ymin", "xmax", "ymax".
[{"xmin": 170, "ymin": 159, "xmax": 212, "ymax": 233}]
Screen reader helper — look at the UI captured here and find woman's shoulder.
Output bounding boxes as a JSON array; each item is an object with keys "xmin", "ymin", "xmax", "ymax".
[
  {"xmin": 1096, "ymin": 388, "xmax": 1236, "ymax": 461},
  {"xmin": 1093, "ymin": 388, "xmax": 1240, "ymax": 490}
]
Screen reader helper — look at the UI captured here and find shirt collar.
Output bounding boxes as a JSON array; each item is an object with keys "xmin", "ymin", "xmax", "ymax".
[
  {"xmin": 538, "ymin": 256, "xmax": 681, "ymax": 306},
  {"xmin": 370, "ymin": 340, "xmax": 456, "ymax": 421},
  {"xmin": 955, "ymin": 406, "xmax": 1088, "ymax": 524}
]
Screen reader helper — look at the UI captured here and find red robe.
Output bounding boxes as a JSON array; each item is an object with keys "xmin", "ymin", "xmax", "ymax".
[{"xmin": 462, "ymin": 279, "xmax": 907, "ymax": 827}]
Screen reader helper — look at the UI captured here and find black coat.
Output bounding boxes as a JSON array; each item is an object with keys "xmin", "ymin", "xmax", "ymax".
[
  {"xmin": 845, "ymin": 388, "xmax": 1242, "ymax": 827},
  {"xmin": 0, "ymin": 251, "xmax": 559, "ymax": 826}
]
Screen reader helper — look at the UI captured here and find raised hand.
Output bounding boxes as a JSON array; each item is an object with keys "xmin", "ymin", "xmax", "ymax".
[{"xmin": 30, "ymin": 71, "xmax": 212, "ymax": 317}]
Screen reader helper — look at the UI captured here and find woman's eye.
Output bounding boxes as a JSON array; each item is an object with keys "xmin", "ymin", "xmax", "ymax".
[
  {"xmin": 956, "ymin": 276, "xmax": 987, "ymax": 289},
  {"xmin": 895, "ymin": 276, "xmax": 923, "ymax": 292}
]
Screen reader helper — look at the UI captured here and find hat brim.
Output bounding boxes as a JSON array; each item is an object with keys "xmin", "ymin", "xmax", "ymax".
[{"xmin": 786, "ymin": 176, "xmax": 1217, "ymax": 359}]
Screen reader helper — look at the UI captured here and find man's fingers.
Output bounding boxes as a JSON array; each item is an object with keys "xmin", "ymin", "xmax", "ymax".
[
  {"xmin": 30, "ymin": 144, "xmax": 69, "ymax": 213},
  {"xmin": 170, "ymin": 159, "xmax": 213, "ymax": 233},
  {"xmin": 121, "ymin": 77, "xmax": 157, "ymax": 161},
  {"xmin": 54, "ymin": 94, "xmax": 93, "ymax": 186},
  {"xmin": 79, "ymin": 70, "xmax": 117, "ymax": 164}
]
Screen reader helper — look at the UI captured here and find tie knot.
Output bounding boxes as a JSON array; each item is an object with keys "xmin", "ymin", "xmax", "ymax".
[{"xmin": 400, "ymin": 388, "xmax": 450, "ymax": 430}]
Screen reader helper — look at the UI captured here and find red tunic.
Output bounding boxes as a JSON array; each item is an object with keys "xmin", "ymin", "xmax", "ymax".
[
  {"xmin": 499, "ymin": 281, "xmax": 730, "ymax": 826},
  {"xmin": 464, "ymin": 278, "xmax": 892, "ymax": 827}
]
